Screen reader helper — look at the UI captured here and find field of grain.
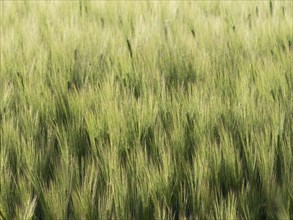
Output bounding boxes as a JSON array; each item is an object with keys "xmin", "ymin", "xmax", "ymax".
[{"xmin": 0, "ymin": 1, "xmax": 293, "ymax": 219}]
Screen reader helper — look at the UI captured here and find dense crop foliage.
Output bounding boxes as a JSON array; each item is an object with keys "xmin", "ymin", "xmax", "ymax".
[{"xmin": 1, "ymin": 1, "xmax": 292, "ymax": 219}]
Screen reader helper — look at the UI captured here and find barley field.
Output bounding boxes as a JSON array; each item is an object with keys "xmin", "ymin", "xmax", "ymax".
[{"xmin": 0, "ymin": 1, "xmax": 292, "ymax": 219}]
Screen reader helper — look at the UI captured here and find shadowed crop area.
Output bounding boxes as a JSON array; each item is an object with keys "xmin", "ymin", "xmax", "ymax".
[{"xmin": 0, "ymin": 1, "xmax": 293, "ymax": 219}]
